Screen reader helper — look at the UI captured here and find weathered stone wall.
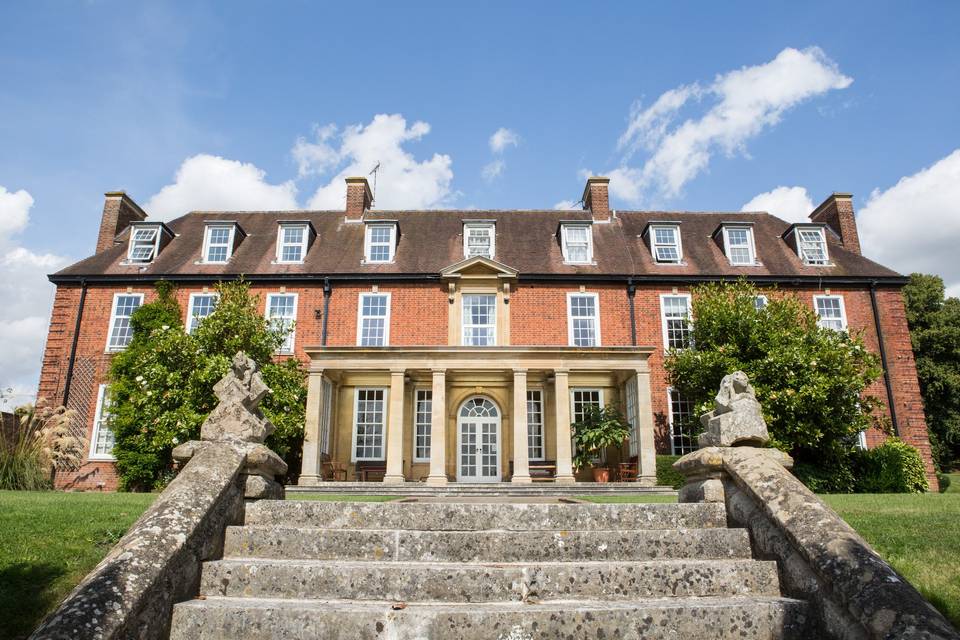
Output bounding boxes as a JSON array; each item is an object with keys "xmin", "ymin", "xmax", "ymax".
[
  {"xmin": 30, "ymin": 442, "xmax": 246, "ymax": 640},
  {"xmin": 676, "ymin": 447, "xmax": 959, "ymax": 639}
]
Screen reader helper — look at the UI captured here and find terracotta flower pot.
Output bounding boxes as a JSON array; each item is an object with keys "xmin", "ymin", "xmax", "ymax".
[{"xmin": 592, "ymin": 466, "xmax": 610, "ymax": 483}]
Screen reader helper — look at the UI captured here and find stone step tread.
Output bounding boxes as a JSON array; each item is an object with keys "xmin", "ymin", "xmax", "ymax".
[
  {"xmin": 171, "ymin": 596, "xmax": 811, "ymax": 640},
  {"xmin": 200, "ymin": 558, "xmax": 782, "ymax": 601},
  {"xmin": 245, "ymin": 500, "xmax": 723, "ymax": 530},
  {"xmin": 224, "ymin": 526, "xmax": 752, "ymax": 562}
]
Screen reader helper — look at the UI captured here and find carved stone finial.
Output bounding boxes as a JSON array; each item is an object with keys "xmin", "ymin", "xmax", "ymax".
[
  {"xmin": 697, "ymin": 371, "xmax": 770, "ymax": 448},
  {"xmin": 201, "ymin": 352, "xmax": 275, "ymax": 444}
]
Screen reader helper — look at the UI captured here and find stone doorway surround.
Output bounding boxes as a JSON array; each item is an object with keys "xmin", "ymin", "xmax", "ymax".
[{"xmin": 298, "ymin": 346, "xmax": 656, "ymax": 486}]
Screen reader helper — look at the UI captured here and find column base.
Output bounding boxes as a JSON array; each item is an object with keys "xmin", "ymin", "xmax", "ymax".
[
  {"xmin": 382, "ymin": 474, "xmax": 406, "ymax": 484},
  {"xmin": 425, "ymin": 475, "xmax": 448, "ymax": 486},
  {"xmin": 297, "ymin": 474, "xmax": 322, "ymax": 487},
  {"xmin": 554, "ymin": 475, "xmax": 576, "ymax": 485},
  {"xmin": 638, "ymin": 475, "xmax": 657, "ymax": 487},
  {"xmin": 511, "ymin": 475, "xmax": 533, "ymax": 484}
]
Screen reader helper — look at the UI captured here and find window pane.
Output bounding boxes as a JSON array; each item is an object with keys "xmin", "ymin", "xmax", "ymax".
[
  {"xmin": 653, "ymin": 226, "xmax": 681, "ymax": 263},
  {"xmin": 466, "ymin": 226, "xmax": 493, "ymax": 258},
  {"xmin": 670, "ymin": 389, "xmax": 696, "ymax": 455},
  {"xmin": 799, "ymin": 229, "xmax": 827, "ymax": 264},
  {"xmin": 462, "ymin": 294, "xmax": 496, "ymax": 345},
  {"xmin": 816, "ymin": 297, "xmax": 845, "ymax": 330},
  {"xmin": 92, "ymin": 386, "xmax": 115, "ymax": 457},
  {"xmin": 354, "ymin": 389, "xmax": 385, "ymax": 460},
  {"xmin": 415, "ymin": 390, "xmax": 432, "ymax": 460},
  {"xmin": 188, "ymin": 294, "xmax": 218, "ymax": 333},
  {"xmin": 662, "ymin": 296, "xmax": 692, "ymax": 349},
  {"xmin": 527, "ymin": 390, "xmax": 544, "ymax": 460},
  {"xmin": 267, "ymin": 295, "xmax": 297, "ymax": 352},
  {"xmin": 625, "ymin": 377, "xmax": 639, "ymax": 457},
  {"xmin": 563, "ymin": 226, "xmax": 591, "ymax": 263},
  {"xmin": 108, "ymin": 295, "xmax": 142, "ymax": 350},
  {"xmin": 569, "ymin": 295, "xmax": 597, "ymax": 347}
]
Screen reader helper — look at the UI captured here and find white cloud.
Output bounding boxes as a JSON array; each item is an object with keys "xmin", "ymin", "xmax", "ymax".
[
  {"xmin": 858, "ymin": 149, "xmax": 960, "ymax": 296},
  {"xmin": 291, "ymin": 124, "xmax": 340, "ymax": 178},
  {"xmin": 0, "ymin": 187, "xmax": 70, "ymax": 405},
  {"xmin": 610, "ymin": 47, "xmax": 852, "ymax": 205},
  {"xmin": 741, "ymin": 186, "xmax": 815, "ymax": 223},
  {"xmin": 145, "ymin": 154, "xmax": 299, "ymax": 220},
  {"xmin": 489, "ymin": 128, "xmax": 520, "ymax": 154},
  {"xmin": 553, "ymin": 199, "xmax": 580, "ymax": 211},
  {"xmin": 304, "ymin": 114, "xmax": 454, "ymax": 210},
  {"xmin": 482, "ymin": 159, "xmax": 505, "ymax": 182}
]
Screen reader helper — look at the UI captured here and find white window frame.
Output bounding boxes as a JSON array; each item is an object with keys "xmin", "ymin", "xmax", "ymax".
[
  {"xmin": 202, "ymin": 224, "xmax": 236, "ymax": 264},
  {"xmin": 796, "ymin": 227, "xmax": 829, "ymax": 266},
  {"xmin": 186, "ymin": 292, "xmax": 219, "ymax": 334},
  {"xmin": 668, "ymin": 387, "xmax": 697, "ymax": 455},
  {"xmin": 856, "ymin": 430, "xmax": 868, "ymax": 450},
  {"xmin": 754, "ymin": 295, "xmax": 769, "ymax": 310},
  {"xmin": 461, "ymin": 293, "xmax": 497, "ymax": 346},
  {"xmin": 814, "ymin": 294, "xmax": 848, "ymax": 331},
  {"xmin": 650, "ymin": 225, "xmax": 683, "ymax": 264},
  {"xmin": 561, "ymin": 224, "xmax": 593, "ymax": 264},
  {"xmin": 276, "ymin": 223, "xmax": 309, "ymax": 264},
  {"xmin": 722, "ymin": 226, "xmax": 757, "ymax": 266},
  {"xmin": 660, "ymin": 293, "xmax": 693, "ymax": 350},
  {"xmin": 319, "ymin": 378, "xmax": 334, "ymax": 455},
  {"xmin": 105, "ymin": 292, "xmax": 144, "ymax": 352},
  {"xmin": 89, "ymin": 384, "xmax": 116, "ymax": 461},
  {"xmin": 265, "ymin": 293, "xmax": 298, "ymax": 354},
  {"xmin": 127, "ymin": 225, "xmax": 160, "ymax": 263},
  {"xmin": 356, "ymin": 292, "xmax": 392, "ymax": 346},
  {"xmin": 463, "ymin": 223, "xmax": 495, "ymax": 259},
  {"xmin": 570, "ymin": 388, "xmax": 604, "ymax": 460},
  {"xmin": 364, "ymin": 223, "xmax": 397, "ymax": 264},
  {"xmin": 351, "ymin": 387, "xmax": 388, "ymax": 462},
  {"xmin": 567, "ymin": 292, "xmax": 601, "ymax": 347},
  {"xmin": 527, "ymin": 389, "xmax": 545, "ymax": 461},
  {"xmin": 625, "ymin": 376, "xmax": 639, "ymax": 457},
  {"xmin": 413, "ymin": 388, "xmax": 432, "ymax": 462}
]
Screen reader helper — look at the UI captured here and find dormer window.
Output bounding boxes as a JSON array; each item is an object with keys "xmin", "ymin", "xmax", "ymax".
[
  {"xmin": 364, "ymin": 223, "xmax": 396, "ymax": 263},
  {"xmin": 650, "ymin": 225, "xmax": 682, "ymax": 263},
  {"xmin": 276, "ymin": 222, "xmax": 311, "ymax": 263},
  {"xmin": 797, "ymin": 227, "xmax": 829, "ymax": 265},
  {"xmin": 561, "ymin": 224, "xmax": 593, "ymax": 264},
  {"xmin": 464, "ymin": 222, "xmax": 495, "ymax": 259},
  {"xmin": 722, "ymin": 226, "xmax": 756, "ymax": 265},
  {"xmin": 203, "ymin": 224, "xmax": 236, "ymax": 264},
  {"xmin": 128, "ymin": 226, "xmax": 160, "ymax": 263}
]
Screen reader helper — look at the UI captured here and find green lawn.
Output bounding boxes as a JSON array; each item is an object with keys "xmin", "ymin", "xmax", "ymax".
[
  {"xmin": 944, "ymin": 473, "xmax": 959, "ymax": 493},
  {"xmin": 3, "ymin": 490, "xmax": 957, "ymax": 637},
  {"xmin": 0, "ymin": 490, "xmax": 156, "ymax": 640}
]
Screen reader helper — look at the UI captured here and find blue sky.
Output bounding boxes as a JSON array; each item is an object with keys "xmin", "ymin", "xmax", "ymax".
[{"xmin": 1, "ymin": 1, "xmax": 959, "ymax": 402}]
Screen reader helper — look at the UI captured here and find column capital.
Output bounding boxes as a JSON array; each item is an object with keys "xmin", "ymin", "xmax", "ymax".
[
  {"xmin": 512, "ymin": 367, "xmax": 528, "ymax": 376},
  {"xmin": 390, "ymin": 368, "xmax": 406, "ymax": 376},
  {"xmin": 553, "ymin": 368, "xmax": 569, "ymax": 377},
  {"xmin": 431, "ymin": 368, "xmax": 447, "ymax": 376}
]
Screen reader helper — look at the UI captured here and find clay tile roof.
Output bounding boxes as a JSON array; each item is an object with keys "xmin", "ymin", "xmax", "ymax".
[{"xmin": 50, "ymin": 209, "xmax": 903, "ymax": 283}]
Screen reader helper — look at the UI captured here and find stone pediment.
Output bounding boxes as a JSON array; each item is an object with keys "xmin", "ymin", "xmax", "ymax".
[{"xmin": 440, "ymin": 256, "xmax": 519, "ymax": 281}]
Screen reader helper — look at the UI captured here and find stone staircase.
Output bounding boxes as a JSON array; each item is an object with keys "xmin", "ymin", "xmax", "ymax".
[{"xmin": 170, "ymin": 500, "xmax": 811, "ymax": 639}]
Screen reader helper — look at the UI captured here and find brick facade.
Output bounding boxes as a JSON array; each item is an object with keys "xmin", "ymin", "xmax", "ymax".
[{"xmin": 39, "ymin": 278, "xmax": 939, "ymax": 490}]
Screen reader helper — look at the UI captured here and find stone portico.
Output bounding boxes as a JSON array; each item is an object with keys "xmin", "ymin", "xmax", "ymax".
[{"xmin": 298, "ymin": 346, "xmax": 656, "ymax": 485}]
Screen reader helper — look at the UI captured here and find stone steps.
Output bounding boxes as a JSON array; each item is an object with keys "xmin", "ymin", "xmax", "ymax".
[
  {"xmin": 286, "ymin": 482, "xmax": 676, "ymax": 497},
  {"xmin": 224, "ymin": 525, "xmax": 753, "ymax": 562},
  {"xmin": 170, "ymin": 596, "xmax": 811, "ymax": 640},
  {"xmin": 200, "ymin": 558, "xmax": 782, "ymax": 602},
  {"xmin": 171, "ymin": 500, "xmax": 810, "ymax": 638},
  {"xmin": 246, "ymin": 499, "xmax": 724, "ymax": 530}
]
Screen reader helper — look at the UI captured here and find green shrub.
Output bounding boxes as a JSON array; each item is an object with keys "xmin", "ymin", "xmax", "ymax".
[
  {"xmin": 937, "ymin": 473, "xmax": 951, "ymax": 493},
  {"xmin": 792, "ymin": 457, "xmax": 856, "ymax": 493},
  {"xmin": 855, "ymin": 438, "xmax": 929, "ymax": 493},
  {"xmin": 0, "ymin": 425, "xmax": 49, "ymax": 490},
  {"xmin": 656, "ymin": 455, "xmax": 684, "ymax": 489}
]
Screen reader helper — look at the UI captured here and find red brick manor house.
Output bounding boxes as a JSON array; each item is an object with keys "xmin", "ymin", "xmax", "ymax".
[{"xmin": 37, "ymin": 176, "xmax": 938, "ymax": 490}]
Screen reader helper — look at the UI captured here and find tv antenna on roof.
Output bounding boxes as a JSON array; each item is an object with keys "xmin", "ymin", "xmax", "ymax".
[{"xmin": 369, "ymin": 161, "xmax": 381, "ymax": 205}]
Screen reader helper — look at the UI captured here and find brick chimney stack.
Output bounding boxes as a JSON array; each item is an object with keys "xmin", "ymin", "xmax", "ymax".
[
  {"xmin": 345, "ymin": 177, "xmax": 373, "ymax": 220},
  {"xmin": 96, "ymin": 191, "xmax": 148, "ymax": 253},
  {"xmin": 809, "ymin": 192, "xmax": 861, "ymax": 255},
  {"xmin": 582, "ymin": 177, "xmax": 611, "ymax": 221}
]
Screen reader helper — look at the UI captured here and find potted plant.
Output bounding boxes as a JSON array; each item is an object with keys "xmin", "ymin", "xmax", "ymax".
[{"xmin": 571, "ymin": 404, "xmax": 631, "ymax": 483}]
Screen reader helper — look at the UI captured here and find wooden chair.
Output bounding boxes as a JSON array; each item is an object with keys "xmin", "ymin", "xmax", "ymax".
[
  {"xmin": 322, "ymin": 461, "xmax": 347, "ymax": 481},
  {"xmin": 618, "ymin": 462, "xmax": 639, "ymax": 482}
]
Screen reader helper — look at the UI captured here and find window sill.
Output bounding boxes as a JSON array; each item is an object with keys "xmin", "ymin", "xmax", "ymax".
[
  {"xmin": 88, "ymin": 455, "xmax": 116, "ymax": 462},
  {"xmin": 652, "ymin": 261, "xmax": 688, "ymax": 266},
  {"xmin": 413, "ymin": 458, "xmax": 430, "ymax": 464},
  {"xmin": 562, "ymin": 261, "xmax": 597, "ymax": 266},
  {"xmin": 361, "ymin": 260, "xmax": 395, "ymax": 265}
]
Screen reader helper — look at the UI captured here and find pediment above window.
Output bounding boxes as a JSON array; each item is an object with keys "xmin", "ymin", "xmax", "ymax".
[{"xmin": 440, "ymin": 255, "xmax": 519, "ymax": 281}]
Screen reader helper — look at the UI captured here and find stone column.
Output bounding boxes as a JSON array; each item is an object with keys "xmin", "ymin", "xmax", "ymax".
[
  {"xmin": 553, "ymin": 369, "xmax": 576, "ymax": 484},
  {"xmin": 383, "ymin": 369, "xmax": 406, "ymax": 484},
  {"xmin": 297, "ymin": 369, "xmax": 325, "ymax": 486},
  {"xmin": 634, "ymin": 369, "xmax": 657, "ymax": 486},
  {"xmin": 426, "ymin": 369, "xmax": 448, "ymax": 486},
  {"xmin": 511, "ymin": 369, "xmax": 532, "ymax": 483}
]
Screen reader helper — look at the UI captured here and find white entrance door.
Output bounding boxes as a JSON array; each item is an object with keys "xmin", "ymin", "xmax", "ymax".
[{"xmin": 457, "ymin": 397, "xmax": 501, "ymax": 483}]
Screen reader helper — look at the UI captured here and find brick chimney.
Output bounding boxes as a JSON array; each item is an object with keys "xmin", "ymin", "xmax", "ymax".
[
  {"xmin": 96, "ymin": 191, "xmax": 148, "ymax": 253},
  {"xmin": 345, "ymin": 177, "xmax": 373, "ymax": 220},
  {"xmin": 809, "ymin": 192, "xmax": 861, "ymax": 255},
  {"xmin": 582, "ymin": 177, "xmax": 611, "ymax": 221}
]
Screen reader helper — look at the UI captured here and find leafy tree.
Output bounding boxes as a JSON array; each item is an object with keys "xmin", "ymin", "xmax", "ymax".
[
  {"xmin": 108, "ymin": 280, "xmax": 307, "ymax": 491},
  {"xmin": 903, "ymin": 273, "xmax": 960, "ymax": 470},
  {"xmin": 664, "ymin": 280, "xmax": 885, "ymax": 474}
]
